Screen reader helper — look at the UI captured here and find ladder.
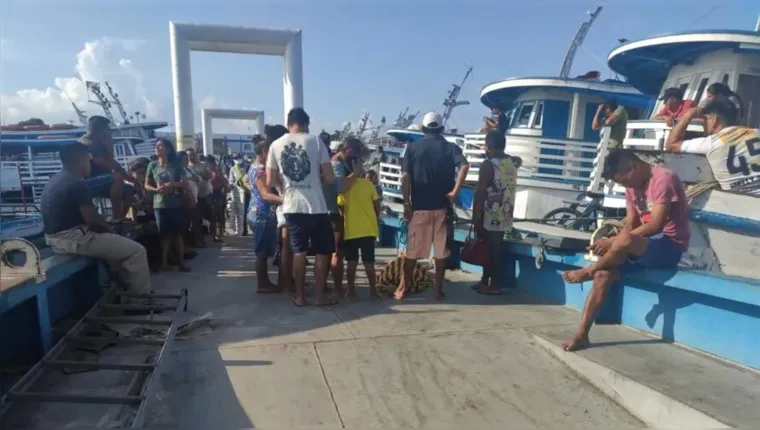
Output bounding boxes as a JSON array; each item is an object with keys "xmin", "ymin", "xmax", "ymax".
[{"xmin": 0, "ymin": 285, "xmax": 189, "ymax": 428}]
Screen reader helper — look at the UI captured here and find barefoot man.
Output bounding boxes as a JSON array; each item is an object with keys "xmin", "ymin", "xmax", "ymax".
[{"xmin": 561, "ymin": 150, "xmax": 690, "ymax": 351}]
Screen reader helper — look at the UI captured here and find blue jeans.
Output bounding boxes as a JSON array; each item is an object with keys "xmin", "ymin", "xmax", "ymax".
[{"xmin": 247, "ymin": 210, "xmax": 277, "ymax": 259}]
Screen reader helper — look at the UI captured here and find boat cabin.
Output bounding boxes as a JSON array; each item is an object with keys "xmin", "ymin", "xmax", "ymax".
[{"xmin": 467, "ymin": 75, "xmax": 653, "ymax": 189}]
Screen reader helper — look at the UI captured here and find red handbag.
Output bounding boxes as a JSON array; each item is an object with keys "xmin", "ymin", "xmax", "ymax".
[{"xmin": 460, "ymin": 225, "xmax": 490, "ymax": 267}]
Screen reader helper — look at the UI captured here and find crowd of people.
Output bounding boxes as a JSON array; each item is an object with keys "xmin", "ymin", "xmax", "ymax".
[{"xmin": 37, "ymin": 87, "xmax": 759, "ymax": 352}]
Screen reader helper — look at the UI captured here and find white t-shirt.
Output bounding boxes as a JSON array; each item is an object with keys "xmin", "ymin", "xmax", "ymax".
[
  {"xmin": 266, "ymin": 132, "xmax": 331, "ymax": 214},
  {"xmin": 681, "ymin": 126, "xmax": 760, "ymax": 195}
]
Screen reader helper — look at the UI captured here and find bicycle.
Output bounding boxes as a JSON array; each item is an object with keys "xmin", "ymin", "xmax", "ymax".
[{"xmin": 541, "ymin": 190, "xmax": 620, "ymax": 232}]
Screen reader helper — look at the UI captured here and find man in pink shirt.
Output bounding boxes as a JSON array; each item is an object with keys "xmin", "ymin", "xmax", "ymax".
[
  {"xmin": 652, "ymin": 87, "xmax": 695, "ymax": 126},
  {"xmin": 561, "ymin": 150, "xmax": 691, "ymax": 352}
]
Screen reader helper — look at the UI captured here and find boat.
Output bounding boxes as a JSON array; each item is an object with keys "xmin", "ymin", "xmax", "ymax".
[{"xmin": 590, "ymin": 27, "xmax": 760, "ymax": 279}]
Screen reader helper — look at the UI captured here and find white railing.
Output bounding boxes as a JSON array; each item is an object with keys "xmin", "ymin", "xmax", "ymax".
[
  {"xmin": 0, "ymin": 156, "xmax": 142, "ymax": 187},
  {"xmin": 462, "ymin": 133, "xmax": 599, "ymax": 190}
]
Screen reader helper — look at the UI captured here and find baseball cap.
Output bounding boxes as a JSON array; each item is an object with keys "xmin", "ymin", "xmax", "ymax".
[
  {"xmin": 659, "ymin": 87, "xmax": 684, "ymax": 101},
  {"xmin": 421, "ymin": 112, "xmax": 444, "ymax": 131}
]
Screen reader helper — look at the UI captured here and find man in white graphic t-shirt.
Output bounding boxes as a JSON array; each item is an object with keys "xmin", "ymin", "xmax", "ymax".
[
  {"xmin": 666, "ymin": 96, "xmax": 760, "ymax": 196},
  {"xmin": 267, "ymin": 108, "xmax": 337, "ymax": 307}
]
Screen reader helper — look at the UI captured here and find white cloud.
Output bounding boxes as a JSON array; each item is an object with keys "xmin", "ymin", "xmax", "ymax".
[{"xmin": 0, "ymin": 37, "xmax": 159, "ymax": 126}]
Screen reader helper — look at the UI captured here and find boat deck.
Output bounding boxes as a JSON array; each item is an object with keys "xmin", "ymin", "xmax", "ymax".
[{"xmin": 3, "ymin": 237, "xmax": 759, "ymax": 428}]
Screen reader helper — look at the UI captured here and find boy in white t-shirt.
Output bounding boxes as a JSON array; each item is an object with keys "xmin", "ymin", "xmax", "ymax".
[
  {"xmin": 266, "ymin": 108, "xmax": 337, "ymax": 307},
  {"xmin": 666, "ymin": 96, "xmax": 760, "ymax": 196}
]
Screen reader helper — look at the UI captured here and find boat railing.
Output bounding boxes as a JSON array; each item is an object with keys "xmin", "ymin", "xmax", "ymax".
[
  {"xmin": 624, "ymin": 119, "xmax": 705, "ymax": 151},
  {"xmin": 462, "ymin": 133, "xmax": 599, "ymax": 189},
  {"xmin": 0, "ymin": 156, "xmax": 143, "ymax": 188}
]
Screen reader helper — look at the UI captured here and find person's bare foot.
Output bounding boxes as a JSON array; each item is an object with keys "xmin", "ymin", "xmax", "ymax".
[
  {"xmin": 292, "ymin": 296, "xmax": 307, "ymax": 307},
  {"xmin": 562, "ymin": 268, "xmax": 593, "ymax": 284},
  {"xmin": 561, "ymin": 333, "xmax": 590, "ymax": 352},
  {"xmin": 393, "ymin": 284, "xmax": 407, "ymax": 300}
]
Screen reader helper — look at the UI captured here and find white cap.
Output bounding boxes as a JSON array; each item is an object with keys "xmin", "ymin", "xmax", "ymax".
[{"xmin": 421, "ymin": 112, "xmax": 444, "ymax": 130}]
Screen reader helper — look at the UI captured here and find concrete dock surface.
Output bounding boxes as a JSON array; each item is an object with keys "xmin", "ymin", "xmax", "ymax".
[{"xmin": 3, "ymin": 236, "xmax": 759, "ymax": 428}]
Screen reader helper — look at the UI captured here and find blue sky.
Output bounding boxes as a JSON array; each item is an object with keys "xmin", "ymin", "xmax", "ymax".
[{"xmin": 0, "ymin": 0, "xmax": 756, "ymax": 134}]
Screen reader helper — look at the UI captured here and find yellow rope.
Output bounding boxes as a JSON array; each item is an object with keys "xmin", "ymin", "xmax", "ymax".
[{"xmin": 686, "ymin": 180, "xmax": 719, "ymax": 202}]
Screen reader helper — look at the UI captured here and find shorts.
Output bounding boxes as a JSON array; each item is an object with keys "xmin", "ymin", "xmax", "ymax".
[
  {"xmin": 406, "ymin": 209, "xmax": 450, "ymax": 260},
  {"xmin": 248, "ymin": 211, "xmax": 277, "ymax": 259},
  {"xmin": 626, "ymin": 234, "xmax": 684, "ymax": 270},
  {"xmin": 84, "ymin": 173, "xmax": 134, "ymax": 199},
  {"xmin": 154, "ymin": 208, "xmax": 187, "ymax": 235},
  {"xmin": 331, "ymin": 213, "xmax": 345, "ymax": 251},
  {"xmin": 344, "ymin": 236, "xmax": 376, "ymax": 263},
  {"xmin": 284, "ymin": 213, "xmax": 335, "ymax": 255}
]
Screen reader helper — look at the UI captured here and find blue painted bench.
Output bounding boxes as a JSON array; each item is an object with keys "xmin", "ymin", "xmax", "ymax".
[
  {"xmin": 0, "ymin": 254, "xmax": 104, "ymax": 366},
  {"xmin": 380, "ymin": 216, "xmax": 760, "ymax": 370}
]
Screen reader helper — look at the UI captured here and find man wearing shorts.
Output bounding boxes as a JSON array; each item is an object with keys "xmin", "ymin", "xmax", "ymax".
[
  {"xmin": 561, "ymin": 150, "xmax": 690, "ymax": 351},
  {"xmin": 395, "ymin": 112, "xmax": 469, "ymax": 300},
  {"xmin": 266, "ymin": 108, "xmax": 336, "ymax": 307}
]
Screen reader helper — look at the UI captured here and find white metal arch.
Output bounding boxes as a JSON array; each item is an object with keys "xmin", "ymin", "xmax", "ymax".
[
  {"xmin": 200, "ymin": 108, "xmax": 264, "ymax": 155},
  {"xmin": 169, "ymin": 21, "xmax": 303, "ymax": 150}
]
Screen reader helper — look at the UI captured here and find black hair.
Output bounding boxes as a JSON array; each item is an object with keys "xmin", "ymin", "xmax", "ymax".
[
  {"xmin": 155, "ymin": 137, "xmax": 178, "ymax": 164},
  {"xmin": 149, "ymin": 154, "xmax": 158, "ymax": 161},
  {"xmin": 205, "ymin": 154, "xmax": 217, "ymax": 165},
  {"xmin": 59, "ymin": 143, "xmax": 90, "ymax": 166},
  {"xmin": 661, "ymin": 87, "xmax": 684, "ymax": 101},
  {"xmin": 199, "ymin": 154, "xmax": 207, "ymax": 162},
  {"xmin": 601, "ymin": 149, "xmax": 643, "ymax": 180},
  {"xmin": 286, "ymin": 107, "xmax": 310, "ymax": 128},
  {"xmin": 87, "ymin": 115, "xmax": 111, "ymax": 134},
  {"xmin": 602, "ymin": 99, "xmax": 619, "ymax": 111},
  {"xmin": 707, "ymin": 83, "xmax": 732, "ymax": 98},
  {"xmin": 702, "ymin": 96, "xmax": 739, "ymax": 126},
  {"xmin": 319, "ymin": 131, "xmax": 331, "ymax": 146},
  {"xmin": 264, "ymin": 124, "xmax": 288, "ymax": 143},
  {"xmin": 253, "ymin": 140, "xmax": 270, "ymax": 156},
  {"xmin": 129, "ymin": 157, "xmax": 151, "ymax": 171},
  {"xmin": 485, "ymin": 130, "xmax": 506, "ymax": 152}
]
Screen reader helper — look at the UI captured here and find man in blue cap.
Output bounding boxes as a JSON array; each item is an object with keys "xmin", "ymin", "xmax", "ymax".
[{"xmin": 77, "ymin": 115, "xmax": 137, "ymax": 220}]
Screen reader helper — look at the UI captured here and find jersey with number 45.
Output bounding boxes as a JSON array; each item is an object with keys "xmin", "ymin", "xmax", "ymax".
[{"xmin": 705, "ymin": 127, "xmax": 760, "ymax": 195}]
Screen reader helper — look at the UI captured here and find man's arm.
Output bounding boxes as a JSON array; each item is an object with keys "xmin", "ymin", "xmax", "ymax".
[
  {"xmin": 401, "ymin": 146, "xmax": 412, "ymax": 207},
  {"xmin": 265, "ymin": 148, "xmax": 282, "ymax": 190},
  {"xmin": 449, "ymin": 145, "xmax": 470, "ymax": 199},
  {"xmin": 74, "ymin": 182, "xmax": 113, "ymax": 233},
  {"xmin": 472, "ymin": 160, "xmax": 494, "ymax": 229},
  {"xmin": 604, "ymin": 106, "xmax": 625, "ymax": 126},
  {"xmin": 591, "ymin": 105, "xmax": 604, "ymax": 131},
  {"xmin": 665, "ymin": 107, "xmax": 702, "ymax": 152}
]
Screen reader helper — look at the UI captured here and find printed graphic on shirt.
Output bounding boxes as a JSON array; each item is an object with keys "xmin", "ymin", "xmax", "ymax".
[
  {"xmin": 281, "ymin": 141, "xmax": 311, "ymax": 183},
  {"xmin": 708, "ymin": 127, "xmax": 760, "ymax": 195},
  {"xmin": 634, "ymin": 196, "xmax": 653, "ymax": 223}
]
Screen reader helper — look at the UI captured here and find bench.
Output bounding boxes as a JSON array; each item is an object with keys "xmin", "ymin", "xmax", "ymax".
[
  {"xmin": 0, "ymin": 254, "xmax": 103, "ymax": 364},
  {"xmin": 380, "ymin": 216, "xmax": 760, "ymax": 370}
]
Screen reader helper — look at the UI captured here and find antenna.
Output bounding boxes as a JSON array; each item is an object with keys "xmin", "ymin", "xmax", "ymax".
[
  {"xmin": 355, "ymin": 112, "xmax": 371, "ymax": 138},
  {"xmin": 104, "ymin": 81, "xmax": 130, "ymax": 124},
  {"xmin": 85, "ymin": 81, "xmax": 117, "ymax": 124},
  {"xmin": 755, "ymin": 14, "xmax": 759, "ymax": 32},
  {"xmin": 442, "ymin": 65, "xmax": 473, "ymax": 128},
  {"xmin": 559, "ymin": 6, "xmax": 603, "ymax": 79}
]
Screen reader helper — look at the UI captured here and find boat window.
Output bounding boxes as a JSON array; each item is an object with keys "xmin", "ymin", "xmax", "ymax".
[
  {"xmin": 114, "ymin": 144, "xmax": 125, "ymax": 157},
  {"xmin": 735, "ymin": 74, "xmax": 760, "ymax": 128},
  {"xmin": 693, "ymin": 77, "xmax": 710, "ymax": 106},
  {"xmin": 721, "ymin": 73, "xmax": 730, "ymax": 86},
  {"xmin": 515, "ymin": 102, "xmax": 535, "ymax": 127},
  {"xmin": 678, "ymin": 83, "xmax": 689, "ymax": 94},
  {"xmin": 531, "ymin": 102, "xmax": 544, "ymax": 129}
]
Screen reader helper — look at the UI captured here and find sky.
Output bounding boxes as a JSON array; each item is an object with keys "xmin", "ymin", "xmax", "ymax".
[{"xmin": 0, "ymin": 0, "xmax": 757, "ymax": 135}]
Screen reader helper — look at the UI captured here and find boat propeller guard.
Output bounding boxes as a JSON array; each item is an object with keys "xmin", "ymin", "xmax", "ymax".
[
  {"xmin": 0, "ymin": 238, "xmax": 45, "ymax": 289},
  {"xmin": 585, "ymin": 219, "xmax": 625, "ymax": 262}
]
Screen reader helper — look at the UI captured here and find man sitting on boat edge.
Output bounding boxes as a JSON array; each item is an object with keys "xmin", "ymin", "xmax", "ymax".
[
  {"xmin": 77, "ymin": 115, "xmax": 137, "ymax": 221},
  {"xmin": 41, "ymin": 142, "xmax": 152, "ymax": 301},
  {"xmin": 665, "ymin": 96, "xmax": 760, "ymax": 196},
  {"xmin": 560, "ymin": 150, "xmax": 691, "ymax": 352}
]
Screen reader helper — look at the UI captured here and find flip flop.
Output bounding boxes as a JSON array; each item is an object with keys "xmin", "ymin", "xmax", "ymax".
[
  {"xmin": 475, "ymin": 286, "xmax": 501, "ymax": 296},
  {"xmin": 256, "ymin": 286, "xmax": 281, "ymax": 294},
  {"xmin": 315, "ymin": 298, "xmax": 339, "ymax": 307},
  {"xmin": 292, "ymin": 298, "xmax": 307, "ymax": 307}
]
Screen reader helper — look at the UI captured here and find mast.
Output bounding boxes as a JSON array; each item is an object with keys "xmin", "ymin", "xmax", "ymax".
[
  {"xmin": 85, "ymin": 81, "xmax": 117, "ymax": 124},
  {"xmin": 355, "ymin": 112, "xmax": 370, "ymax": 138},
  {"xmin": 392, "ymin": 108, "xmax": 419, "ymax": 129},
  {"xmin": 104, "ymin": 82, "xmax": 131, "ymax": 124},
  {"xmin": 442, "ymin": 65, "xmax": 473, "ymax": 128},
  {"xmin": 559, "ymin": 6, "xmax": 603, "ymax": 79},
  {"xmin": 61, "ymin": 90, "xmax": 88, "ymax": 126}
]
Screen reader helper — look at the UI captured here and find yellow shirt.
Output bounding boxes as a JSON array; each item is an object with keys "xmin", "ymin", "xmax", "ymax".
[{"xmin": 337, "ymin": 178, "xmax": 379, "ymax": 240}]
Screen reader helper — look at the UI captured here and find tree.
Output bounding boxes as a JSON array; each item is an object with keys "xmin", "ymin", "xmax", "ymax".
[{"xmin": 18, "ymin": 118, "xmax": 45, "ymax": 126}]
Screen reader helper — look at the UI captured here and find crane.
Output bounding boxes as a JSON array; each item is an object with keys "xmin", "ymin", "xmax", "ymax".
[
  {"xmin": 559, "ymin": 6, "xmax": 603, "ymax": 79},
  {"xmin": 442, "ymin": 65, "xmax": 473, "ymax": 128}
]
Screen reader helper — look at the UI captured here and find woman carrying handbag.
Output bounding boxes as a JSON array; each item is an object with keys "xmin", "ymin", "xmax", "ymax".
[{"xmin": 468, "ymin": 130, "xmax": 518, "ymax": 295}]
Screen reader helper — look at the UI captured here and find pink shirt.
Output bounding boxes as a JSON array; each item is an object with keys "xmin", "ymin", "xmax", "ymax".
[
  {"xmin": 657, "ymin": 100, "xmax": 695, "ymax": 119},
  {"xmin": 624, "ymin": 166, "xmax": 690, "ymax": 250}
]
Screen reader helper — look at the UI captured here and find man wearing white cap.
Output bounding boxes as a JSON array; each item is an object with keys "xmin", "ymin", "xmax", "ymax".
[{"xmin": 395, "ymin": 112, "xmax": 469, "ymax": 300}]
